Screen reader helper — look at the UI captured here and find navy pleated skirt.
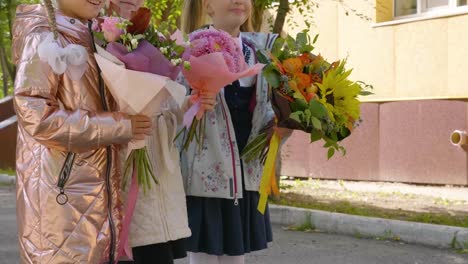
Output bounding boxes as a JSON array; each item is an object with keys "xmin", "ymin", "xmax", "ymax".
[{"xmin": 186, "ymin": 191, "xmax": 272, "ymax": 256}]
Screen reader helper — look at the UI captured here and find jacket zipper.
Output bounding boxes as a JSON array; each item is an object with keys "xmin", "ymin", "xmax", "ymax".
[
  {"xmin": 56, "ymin": 152, "xmax": 76, "ymax": 205},
  {"xmin": 89, "ymin": 21, "xmax": 116, "ymax": 264},
  {"xmin": 219, "ymin": 94, "xmax": 239, "ymax": 205}
]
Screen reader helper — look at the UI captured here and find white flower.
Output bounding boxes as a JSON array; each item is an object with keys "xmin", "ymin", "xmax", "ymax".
[
  {"xmin": 131, "ymin": 38, "xmax": 139, "ymax": 50},
  {"xmin": 160, "ymin": 47, "xmax": 168, "ymax": 55},
  {"xmin": 135, "ymin": 34, "xmax": 145, "ymax": 40},
  {"xmin": 170, "ymin": 58, "xmax": 182, "ymax": 66}
]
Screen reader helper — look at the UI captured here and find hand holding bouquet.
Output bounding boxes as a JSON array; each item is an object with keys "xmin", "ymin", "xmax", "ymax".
[
  {"xmin": 243, "ymin": 31, "xmax": 372, "ymax": 213},
  {"xmin": 93, "ymin": 7, "xmax": 188, "ymax": 192},
  {"xmin": 177, "ymin": 28, "xmax": 265, "ymax": 151}
]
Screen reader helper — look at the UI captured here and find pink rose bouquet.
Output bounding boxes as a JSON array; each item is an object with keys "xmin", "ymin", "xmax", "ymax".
[{"xmin": 178, "ymin": 28, "xmax": 264, "ymax": 151}]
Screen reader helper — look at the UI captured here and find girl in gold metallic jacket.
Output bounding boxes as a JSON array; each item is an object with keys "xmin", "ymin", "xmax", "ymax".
[{"xmin": 12, "ymin": 1, "xmax": 151, "ymax": 263}]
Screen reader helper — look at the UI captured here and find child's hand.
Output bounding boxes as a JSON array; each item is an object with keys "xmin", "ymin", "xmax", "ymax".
[
  {"xmin": 192, "ymin": 90, "xmax": 217, "ymax": 112},
  {"xmin": 130, "ymin": 115, "xmax": 152, "ymax": 140}
]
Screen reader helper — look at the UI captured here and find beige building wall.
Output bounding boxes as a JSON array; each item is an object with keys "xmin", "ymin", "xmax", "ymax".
[{"xmin": 264, "ymin": 0, "xmax": 468, "ymax": 102}]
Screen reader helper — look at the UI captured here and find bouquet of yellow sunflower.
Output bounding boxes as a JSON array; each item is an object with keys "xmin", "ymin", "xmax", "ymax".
[{"xmin": 243, "ymin": 30, "xmax": 372, "ymax": 213}]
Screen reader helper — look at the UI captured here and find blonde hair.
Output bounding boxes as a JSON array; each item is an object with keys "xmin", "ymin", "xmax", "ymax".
[
  {"xmin": 182, "ymin": 0, "xmax": 205, "ymax": 34},
  {"xmin": 43, "ymin": 0, "xmax": 59, "ymax": 39},
  {"xmin": 181, "ymin": 0, "xmax": 254, "ymax": 34}
]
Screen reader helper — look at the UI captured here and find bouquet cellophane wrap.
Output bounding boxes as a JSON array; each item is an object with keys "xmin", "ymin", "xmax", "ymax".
[{"xmin": 94, "ymin": 45, "xmax": 186, "ymax": 154}]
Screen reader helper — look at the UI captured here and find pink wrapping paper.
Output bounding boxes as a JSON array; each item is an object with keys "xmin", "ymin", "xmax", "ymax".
[{"xmin": 182, "ymin": 53, "xmax": 264, "ymax": 128}]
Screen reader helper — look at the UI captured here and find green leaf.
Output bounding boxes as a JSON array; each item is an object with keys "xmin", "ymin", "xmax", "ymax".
[
  {"xmin": 173, "ymin": 45, "xmax": 185, "ymax": 55},
  {"xmin": 286, "ymin": 35, "xmax": 298, "ymax": 51},
  {"xmin": 359, "ymin": 91, "xmax": 374, "ymax": 96},
  {"xmin": 339, "ymin": 127, "xmax": 351, "ymax": 140},
  {"xmin": 290, "ymin": 98, "xmax": 309, "ymax": 112},
  {"xmin": 339, "ymin": 146, "xmax": 347, "ymax": 156},
  {"xmin": 327, "ymin": 148, "xmax": 335, "ymax": 160},
  {"xmin": 93, "ymin": 32, "xmax": 105, "ymax": 42},
  {"xmin": 290, "ymin": 112, "xmax": 303, "ymax": 124},
  {"xmin": 304, "ymin": 109, "xmax": 312, "ymax": 127},
  {"xmin": 310, "ymin": 130, "xmax": 322, "ymax": 142},
  {"xmin": 263, "ymin": 65, "xmax": 281, "ymax": 88},
  {"xmin": 313, "ymin": 34, "xmax": 319, "ymax": 44},
  {"xmin": 311, "ymin": 116, "xmax": 322, "ymax": 130},
  {"xmin": 296, "ymin": 31, "xmax": 308, "ymax": 47},
  {"xmin": 272, "ymin": 37, "xmax": 285, "ymax": 56},
  {"xmin": 326, "ymin": 131, "xmax": 338, "ymax": 142},
  {"xmin": 301, "ymin": 44, "xmax": 315, "ymax": 53},
  {"xmin": 256, "ymin": 50, "xmax": 271, "ymax": 64},
  {"xmin": 308, "ymin": 100, "xmax": 328, "ymax": 118}
]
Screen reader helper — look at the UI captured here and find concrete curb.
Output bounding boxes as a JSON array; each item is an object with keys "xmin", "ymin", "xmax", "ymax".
[
  {"xmin": 270, "ymin": 204, "xmax": 468, "ymax": 250},
  {"xmin": 0, "ymin": 174, "xmax": 15, "ymax": 185}
]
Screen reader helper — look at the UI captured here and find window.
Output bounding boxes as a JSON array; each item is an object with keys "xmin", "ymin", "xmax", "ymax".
[
  {"xmin": 394, "ymin": 0, "xmax": 468, "ymax": 18},
  {"xmin": 395, "ymin": 0, "xmax": 417, "ymax": 16},
  {"xmin": 425, "ymin": 0, "xmax": 450, "ymax": 11}
]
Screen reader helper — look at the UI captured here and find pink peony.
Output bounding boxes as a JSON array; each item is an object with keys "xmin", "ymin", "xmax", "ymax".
[
  {"xmin": 101, "ymin": 16, "xmax": 123, "ymax": 43},
  {"xmin": 189, "ymin": 29, "xmax": 245, "ymax": 73}
]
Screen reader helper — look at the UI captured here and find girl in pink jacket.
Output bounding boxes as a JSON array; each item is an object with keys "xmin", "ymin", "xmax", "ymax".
[{"xmin": 13, "ymin": 0, "xmax": 151, "ymax": 263}]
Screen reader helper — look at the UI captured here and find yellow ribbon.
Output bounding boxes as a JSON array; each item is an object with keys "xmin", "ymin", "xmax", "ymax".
[{"xmin": 258, "ymin": 130, "xmax": 281, "ymax": 214}]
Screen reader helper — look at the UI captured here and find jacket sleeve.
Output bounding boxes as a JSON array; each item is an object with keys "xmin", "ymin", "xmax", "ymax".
[{"xmin": 13, "ymin": 31, "xmax": 133, "ymax": 153}]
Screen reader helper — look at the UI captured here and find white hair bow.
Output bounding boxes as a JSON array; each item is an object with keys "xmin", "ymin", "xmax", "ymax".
[{"xmin": 38, "ymin": 32, "xmax": 89, "ymax": 80}]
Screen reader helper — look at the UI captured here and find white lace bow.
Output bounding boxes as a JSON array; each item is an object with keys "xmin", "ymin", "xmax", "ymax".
[{"xmin": 38, "ymin": 32, "xmax": 89, "ymax": 80}]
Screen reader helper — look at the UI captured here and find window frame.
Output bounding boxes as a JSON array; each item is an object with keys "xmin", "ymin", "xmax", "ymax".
[{"xmin": 394, "ymin": 0, "xmax": 468, "ymax": 19}]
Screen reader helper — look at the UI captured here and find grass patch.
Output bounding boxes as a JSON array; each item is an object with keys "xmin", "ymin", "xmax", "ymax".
[
  {"xmin": 288, "ymin": 221, "xmax": 316, "ymax": 232},
  {"xmin": 271, "ymin": 193, "xmax": 468, "ymax": 228},
  {"xmin": 375, "ymin": 229, "xmax": 401, "ymax": 242},
  {"xmin": 0, "ymin": 168, "xmax": 15, "ymax": 176}
]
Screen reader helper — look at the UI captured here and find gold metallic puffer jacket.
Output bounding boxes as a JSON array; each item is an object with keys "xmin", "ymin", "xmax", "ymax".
[{"xmin": 13, "ymin": 4, "xmax": 132, "ymax": 264}]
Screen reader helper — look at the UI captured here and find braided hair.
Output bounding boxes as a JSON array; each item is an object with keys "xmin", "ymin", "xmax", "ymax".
[{"xmin": 43, "ymin": 0, "xmax": 59, "ymax": 40}]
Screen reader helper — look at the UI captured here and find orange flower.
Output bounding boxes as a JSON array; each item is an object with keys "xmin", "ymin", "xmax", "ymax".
[
  {"xmin": 295, "ymin": 73, "xmax": 312, "ymax": 91},
  {"xmin": 270, "ymin": 55, "xmax": 286, "ymax": 74},
  {"xmin": 299, "ymin": 53, "xmax": 312, "ymax": 65},
  {"xmin": 305, "ymin": 93, "xmax": 316, "ymax": 102},
  {"xmin": 310, "ymin": 73, "xmax": 322, "ymax": 84},
  {"xmin": 305, "ymin": 84, "xmax": 318, "ymax": 102},
  {"xmin": 310, "ymin": 54, "xmax": 324, "ymax": 64},
  {"xmin": 275, "ymin": 61, "xmax": 286, "ymax": 74},
  {"xmin": 288, "ymin": 80, "xmax": 303, "ymax": 96},
  {"xmin": 289, "ymin": 75, "xmax": 309, "ymax": 100},
  {"xmin": 346, "ymin": 116, "xmax": 355, "ymax": 131},
  {"xmin": 288, "ymin": 79, "xmax": 298, "ymax": 91},
  {"xmin": 283, "ymin": 58, "xmax": 304, "ymax": 74}
]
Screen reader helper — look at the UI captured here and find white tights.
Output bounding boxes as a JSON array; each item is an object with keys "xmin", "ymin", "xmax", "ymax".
[{"xmin": 189, "ymin": 252, "xmax": 245, "ymax": 264}]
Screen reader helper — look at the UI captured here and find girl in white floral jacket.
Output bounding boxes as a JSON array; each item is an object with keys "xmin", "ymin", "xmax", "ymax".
[{"xmin": 179, "ymin": 0, "xmax": 281, "ymax": 263}]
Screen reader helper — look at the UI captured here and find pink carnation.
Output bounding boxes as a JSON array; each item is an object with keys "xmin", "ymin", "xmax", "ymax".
[
  {"xmin": 189, "ymin": 29, "xmax": 245, "ymax": 73},
  {"xmin": 101, "ymin": 16, "xmax": 123, "ymax": 43}
]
